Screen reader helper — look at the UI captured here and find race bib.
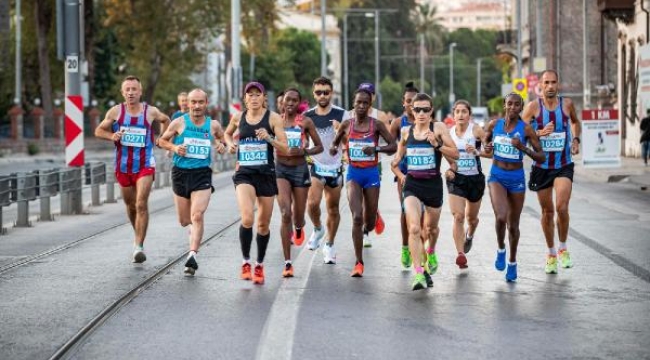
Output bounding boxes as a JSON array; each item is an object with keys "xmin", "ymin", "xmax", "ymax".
[
  {"xmin": 406, "ymin": 145, "xmax": 436, "ymax": 171},
  {"xmin": 540, "ymin": 132, "xmax": 566, "ymax": 152},
  {"xmin": 183, "ymin": 137, "xmax": 211, "ymax": 159},
  {"xmin": 120, "ymin": 126, "xmax": 147, "ymax": 148},
  {"xmin": 348, "ymin": 139, "xmax": 374, "ymax": 162},
  {"xmin": 457, "ymin": 150, "xmax": 478, "ymax": 173},
  {"xmin": 238, "ymin": 141, "xmax": 268, "ymax": 166},
  {"xmin": 286, "ymin": 128, "xmax": 302, "ymax": 148},
  {"xmin": 314, "ymin": 164, "xmax": 339, "ymax": 177},
  {"xmin": 493, "ymin": 135, "xmax": 521, "ymax": 160}
]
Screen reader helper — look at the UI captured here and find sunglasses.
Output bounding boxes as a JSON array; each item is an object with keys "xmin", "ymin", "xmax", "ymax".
[
  {"xmin": 314, "ymin": 90, "xmax": 331, "ymax": 96},
  {"xmin": 413, "ymin": 107, "xmax": 432, "ymax": 114}
]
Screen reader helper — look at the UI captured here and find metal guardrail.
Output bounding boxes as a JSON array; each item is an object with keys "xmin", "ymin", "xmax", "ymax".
[{"xmin": 0, "ymin": 153, "xmax": 237, "ymax": 235}]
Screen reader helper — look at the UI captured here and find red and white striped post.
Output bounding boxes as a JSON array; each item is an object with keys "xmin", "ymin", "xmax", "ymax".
[{"xmin": 65, "ymin": 95, "xmax": 84, "ymax": 166}]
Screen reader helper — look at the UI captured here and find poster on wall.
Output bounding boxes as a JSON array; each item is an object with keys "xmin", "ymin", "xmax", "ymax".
[
  {"xmin": 581, "ymin": 109, "xmax": 620, "ymax": 168},
  {"xmin": 638, "ymin": 45, "xmax": 650, "ymax": 119}
]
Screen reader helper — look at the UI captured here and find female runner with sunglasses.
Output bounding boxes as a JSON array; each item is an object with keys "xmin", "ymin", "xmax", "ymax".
[
  {"xmin": 391, "ymin": 93, "xmax": 459, "ymax": 290},
  {"xmin": 483, "ymin": 92, "xmax": 545, "ymax": 282}
]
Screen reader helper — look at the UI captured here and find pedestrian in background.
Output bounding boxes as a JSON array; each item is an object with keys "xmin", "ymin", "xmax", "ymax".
[{"xmin": 641, "ymin": 109, "xmax": 650, "ymax": 166}]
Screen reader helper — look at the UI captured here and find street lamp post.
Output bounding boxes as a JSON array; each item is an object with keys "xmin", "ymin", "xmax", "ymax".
[
  {"xmin": 343, "ymin": 13, "xmax": 349, "ymax": 107},
  {"xmin": 320, "ymin": 0, "xmax": 327, "ymax": 76},
  {"xmin": 449, "ymin": 42, "xmax": 457, "ymax": 110},
  {"xmin": 373, "ymin": 10, "xmax": 380, "ymax": 108}
]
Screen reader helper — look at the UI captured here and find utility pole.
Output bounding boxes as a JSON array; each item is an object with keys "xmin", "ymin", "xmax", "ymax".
[
  {"xmin": 516, "ymin": 0, "xmax": 522, "ymax": 78},
  {"xmin": 231, "ymin": 0, "xmax": 242, "ymax": 104},
  {"xmin": 374, "ymin": 9, "xmax": 380, "ymax": 108},
  {"xmin": 14, "ymin": 0, "xmax": 21, "ymax": 105},
  {"xmin": 321, "ymin": 0, "xmax": 327, "ymax": 76},
  {"xmin": 536, "ymin": 0, "xmax": 543, "ymax": 60},
  {"xmin": 419, "ymin": 34, "xmax": 425, "ymax": 91},
  {"xmin": 583, "ymin": 0, "xmax": 590, "ymax": 108},
  {"xmin": 343, "ymin": 13, "xmax": 349, "ymax": 107}
]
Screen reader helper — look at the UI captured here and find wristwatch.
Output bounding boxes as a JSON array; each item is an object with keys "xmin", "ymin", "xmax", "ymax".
[
  {"xmin": 572, "ymin": 137, "xmax": 581, "ymax": 144},
  {"xmin": 375, "ymin": 146, "xmax": 381, "ymax": 153}
]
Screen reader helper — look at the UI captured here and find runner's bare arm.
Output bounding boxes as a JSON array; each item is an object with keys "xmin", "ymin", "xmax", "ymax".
[
  {"xmin": 268, "ymin": 112, "xmax": 289, "ymax": 154},
  {"xmin": 95, "ymin": 105, "xmax": 121, "ymax": 141},
  {"xmin": 149, "ymin": 106, "xmax": 171, "ymax": 135},
  {"xmin": 473, "ymin": 122, "xmax": 492, "ymax": 158},
  {"xmin": 565, "ymin": 98, "xmax": 582, "ymax": 153},
  {"xmin": 211, "ymin": 120, "xmax": 226, "ymax": 154},
  {"xmin": 224, "ymin": 112, "xmax": 241, "ymax": 153},
  {"xmin": 302, "ymin": 117, "xmax": 324, "ymax": 156},
  {"xmin": 517, "ymin": 124, "xmax": 546, "ymax": 163},
  {"xmin": 389, "ymin": 115, "xmax": 402, "ymax": 142},
  {"xmin": 376, "ymin": 120, "xmax": 396, "ymax": 154},
  {"xmin": 330, "ymin": 119, "xmax": 350, "ymax": 155},
  {"xmin": 521, "ymin": 100, "xmax": 539, "ymax": 124},
  {"xmin": 435, "ymin": 122, "xmax": 460, "ymax": 161},
  {"xmin": 157, "ymin": 118, "xmax": 183, "ymax": 153},
  {"xmin": 390, "ymin": 134, "xmax": 407, "ymax": 175}
]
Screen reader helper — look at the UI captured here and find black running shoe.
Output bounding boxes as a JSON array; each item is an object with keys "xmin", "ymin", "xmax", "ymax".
[
  {"xmin": 464, "ymin": 234, "xmax": 474, "ymax": 254},
  {"xmin": 423, "ymin": 270, "xmax": 434, "ymax": 288},
  {"xmin": 184, "ymin": 255, "xmax": 198, "ymax": 276}
]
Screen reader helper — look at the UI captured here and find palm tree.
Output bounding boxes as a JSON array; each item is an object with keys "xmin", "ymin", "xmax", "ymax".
[{"xmin": 411, "ymin": 3, "xmax": 445, "ymax": 56}]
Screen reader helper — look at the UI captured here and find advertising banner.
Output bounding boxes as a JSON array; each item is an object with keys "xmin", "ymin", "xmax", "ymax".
[{"xmin": 581, "ymin": 109, "xmax": 620, "ymax": 168}]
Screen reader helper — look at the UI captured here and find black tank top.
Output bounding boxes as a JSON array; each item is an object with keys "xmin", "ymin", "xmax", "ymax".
[
  {"xmin": 237, "ymin": 110, "xmax": 275, "ymax": 174},
  {"xmin": 405, "ymin": 123, "xmax": 441, "ymax": 179}
]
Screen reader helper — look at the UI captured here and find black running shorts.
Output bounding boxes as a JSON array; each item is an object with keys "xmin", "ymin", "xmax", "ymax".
[
  {"xmin": 528, "ymin": 163, "xmax": 574, "ymax": 192},
  {"xmin": 446, "ymin": 172, "xmax": 486, "ymax": 203},
  {"xmin": 233, "ymin": 171, "xmax": 278, "ymax": 197},
  {"xmin": 276, "ymin": 162, "xmax": 312, "ymax": 188},
  {"xmin": 172, "ymin": 166, "xmax": 214, "ymax": 199},
  {"xmin": 402, "ymin": 175, "xmax": 443, "ymax": 208}
]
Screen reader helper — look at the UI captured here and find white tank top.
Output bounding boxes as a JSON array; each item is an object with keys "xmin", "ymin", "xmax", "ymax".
[{"xmin": 450, "ymin": 123, "xmax": 480, "ymax": 176}]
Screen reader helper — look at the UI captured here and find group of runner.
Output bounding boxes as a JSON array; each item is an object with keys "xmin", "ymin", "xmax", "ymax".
[{"xmin": 95, "ymin": 69, "xmax": 581, "ymax": 290}]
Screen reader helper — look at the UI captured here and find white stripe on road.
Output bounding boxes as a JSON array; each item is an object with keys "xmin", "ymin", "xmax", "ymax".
[{"xmin": 254, "ymin": 244, "xmax": 317, "ymax": 360}]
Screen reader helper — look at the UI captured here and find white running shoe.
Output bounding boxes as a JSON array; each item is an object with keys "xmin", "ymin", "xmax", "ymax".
[
  {"xmin": 363, "ymin": 233, "xmax": 372, "ymax": 248},
  {"xmin": 323, "ymin": 244, "xmax": 337, "ymax": 264},
  {"xmin": 307, "ymin": 227, "xmax": 325, "ymax": 250},
  {"xmin": 132, "ymin": 247, "xmax": 146, "ymax": 263}
]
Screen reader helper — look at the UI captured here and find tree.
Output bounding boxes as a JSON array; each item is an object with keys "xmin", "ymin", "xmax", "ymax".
[
  {"xmin": 411, "ymin": 3, "xmax": 445, "ymax": 56},
  {"xmin": 34, "ymin": 0, "xmax": 53, "ymax": 122}
]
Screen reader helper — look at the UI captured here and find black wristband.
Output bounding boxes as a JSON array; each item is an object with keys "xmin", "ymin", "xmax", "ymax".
[
  {"xmin": 573, "ymin": 137, "xmax": 581, "ymax": 144},
  {"xmin": 435, "ymin": 143, "xmax": 443, "ymax": 151}
]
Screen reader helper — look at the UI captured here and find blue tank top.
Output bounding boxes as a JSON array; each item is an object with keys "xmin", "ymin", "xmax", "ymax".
[
  {"xmin": 492, "ymin": 118, "xmax": 526, "ymax": 163},
  {"xmin": 172, "ymin": 114, "xmax": 213, "ymax": 169},
  {"xmin": 397, "ymin": 115, "xmax": 413, "ymax": 173}
]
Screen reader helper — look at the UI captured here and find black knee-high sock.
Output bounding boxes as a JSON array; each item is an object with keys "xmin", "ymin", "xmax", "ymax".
[
  {"xmin": 240, "ymin": 225, "xmax": 253, "ymax": 260},
  {"xmin": 256, "ymin": 232, "xmax": 271, "ymax": 264}
]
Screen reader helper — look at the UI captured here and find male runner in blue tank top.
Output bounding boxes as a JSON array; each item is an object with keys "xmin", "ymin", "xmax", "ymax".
[
  {"xmin": 389, "ymin": 82, "xmax": 419, "ymax": 269},
  {"xmin": 522, "ymin": 69, "xmax": 581, "ymax": 274},
  {"xmin": 158, "ymin": 88, "xmax": 227, "ymax": 276}
]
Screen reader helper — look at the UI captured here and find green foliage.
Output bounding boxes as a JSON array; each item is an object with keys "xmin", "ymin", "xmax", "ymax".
[
  {"xmin": 487, "ymin": 96, "xmax": 505, "ymax": 117},
  {"xmin": 378, "ymin": 76, "xmax": 404, "ymax": 116},
  {"xmin": 27, "ymin": 142, "xmax": 40, "ymax": 155}
]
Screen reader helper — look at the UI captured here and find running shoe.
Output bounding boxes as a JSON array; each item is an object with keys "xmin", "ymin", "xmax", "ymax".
[
  {"xmin": 293, "ymin": 230, "xmax": 305, "ymax": 247},
  {"xmin": 282, "ymin": 263, "xmax": 294, "ymax": 278},
  {"xmin": 505, "ymin": 263, "xmax": 517, "ymax": 282},
  {"xmin": 253, "ymin": 264, "xmax": 265, "ymax": 284},
  {"xmin": 132, "ymin": 247, "xmax": 146, "ymax": 263},
  {"xmin": 375, "ymin": 211, "xmax": 385, "ymax": 235},
  {"xmin": 426, "ymin": 252, "xmax": 439, "ymax": 275},
  {"xmin": 323, "ymin": 243, "xmax": 337, "ymax": 264},
  {"xmin": 184, "ymin": 255, "xmax": 198, "ymax": 276},
  {"xmin": 495, "ymin": 249, "xmax": 506, "ymax": 271},
  {"xmin": 411, "ymin": 273, "xmax": 427, "ymax": 291},
  {"xmin": 363, "ymin": 233, "xmax": 372, "ymax": 248},
  {"xmin": 350, "ymin": 262, "xmax": 364, "ymax": 277},
  {"xmin": 401, "ymin": 246, "xmax": 412, "ymax": 269},
  {"xmin": 423, "ymin": 269, "xmax": 434, "ymax": 287},
  {"xmin": 558, "ymin": 249, "xmax": 573, "ymax": 268},
  {"xmin": 545, "ymin": 255, "xmax": 558, "ymax": 274},
  {"xmin": 307, "ymin": 227, "xmax": 325, "ymax": 250},
  {"xmin": 241, "ymin": 262, "xmax": 252, "ymax": 280},
  {"xmin": 463, "ymin": 232, "xmax": 474, "ymax": 254},
  {"xmin": 456, "ymin": 252, "xmax": 468, "ymax": 269}
]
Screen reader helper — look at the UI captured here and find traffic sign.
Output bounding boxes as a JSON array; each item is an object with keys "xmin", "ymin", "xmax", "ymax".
[{"xmin": 512, "ymin": 78, "xmax": 528, "ymax": 100}]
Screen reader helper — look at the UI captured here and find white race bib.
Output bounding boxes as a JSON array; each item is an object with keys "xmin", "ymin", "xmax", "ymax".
[
  {"xmin": 456, "ymin": 150, "xmax": 478, "ymax": 174},
  {"xmin": 314, "ymin": 164, "xmax": 339, "ymax": 177},
  {"xmin": 286, "ymin": 128, "xmax": 302, "ymax": 148},
  {"xmin": 120, "ymin": 126, "xmax": 147, "ymax": 148},
  {"xmin": 238, "ymin": 141, "xmax": 268, "ymax": 166},
  {"xmin": 348, "ymin": 139, "xmax": 374, "ymax": 162},
  {"xmin": 540, "ymin": 132, "xmax": 566, "ymax": 152},
  {"xmin": 183, "ymin": 137, "xmax": 211, "ymax": 159},
  {"xmin": 406, "ymin": 145, "xmax": 436, "ymax": 171},
  {"xmin": 493, "ymin": 135, "xmax": 521, "ymax": 160}
]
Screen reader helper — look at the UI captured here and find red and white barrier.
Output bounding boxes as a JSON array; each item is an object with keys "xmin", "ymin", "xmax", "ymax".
[{"xmin": 65, "ymin": 95, "xmax": 84, "ymax": 167}]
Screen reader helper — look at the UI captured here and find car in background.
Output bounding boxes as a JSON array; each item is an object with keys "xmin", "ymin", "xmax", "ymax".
[{"xmin": 472, "ymin": 107, "xmax": 489, "ymax": 128}]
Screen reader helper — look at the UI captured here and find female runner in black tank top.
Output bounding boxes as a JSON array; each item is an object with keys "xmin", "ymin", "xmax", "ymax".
[{"xmin": 224, "ymin": 82, "xmax": 289, "ymax": 285}]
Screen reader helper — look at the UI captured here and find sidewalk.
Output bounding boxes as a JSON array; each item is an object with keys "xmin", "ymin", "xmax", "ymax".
[{"xmin": 573, "ymin": 154, "xmax": 650, "ymax": 188}]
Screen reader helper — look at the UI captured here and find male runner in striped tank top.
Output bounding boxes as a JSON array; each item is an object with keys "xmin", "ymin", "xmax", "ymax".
[
  {"xmin": 95, "ymin": 75, "xmax": 171, "ymax": 263},
  {"xmin": 522, "ymin": 69, "xmax": 582, "ymax": 274}
]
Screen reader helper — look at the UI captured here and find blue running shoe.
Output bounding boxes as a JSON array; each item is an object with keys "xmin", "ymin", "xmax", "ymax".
[
  {"xmin": 495, "ymin": 249, "xmax": 506, "ymax": 271},
  {"xmin": 506, "ymin": 263, "xmax": 517, "ymax": 282}
]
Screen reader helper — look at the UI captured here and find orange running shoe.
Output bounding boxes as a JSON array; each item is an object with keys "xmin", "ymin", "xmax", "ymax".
[
  {"xmin": 282, "ymin": 263, "xmax": 294, "ymax": 278},
  {"xmin": 375, "ymin": 211, "xmax": 385, "ymax": 235},
  {"xmin": 241, "ymin": 262, "xmax": 252, "ymax": 280},
  {"xmin": 293, "ymin": 229, "xmax": 305, "ymax": 246},
  {"xmin": 350, "ymin": 262, "xmax": 364, "ymax": 277},
  {"xmin": 253, "ymin": 264, "xmax": 265, "ymax": 284}
]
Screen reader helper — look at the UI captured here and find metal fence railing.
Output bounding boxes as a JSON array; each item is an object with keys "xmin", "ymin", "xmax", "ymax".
[{"xmin": 0, "ymin": 153, "xmax": 237, "ymax": 235}]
